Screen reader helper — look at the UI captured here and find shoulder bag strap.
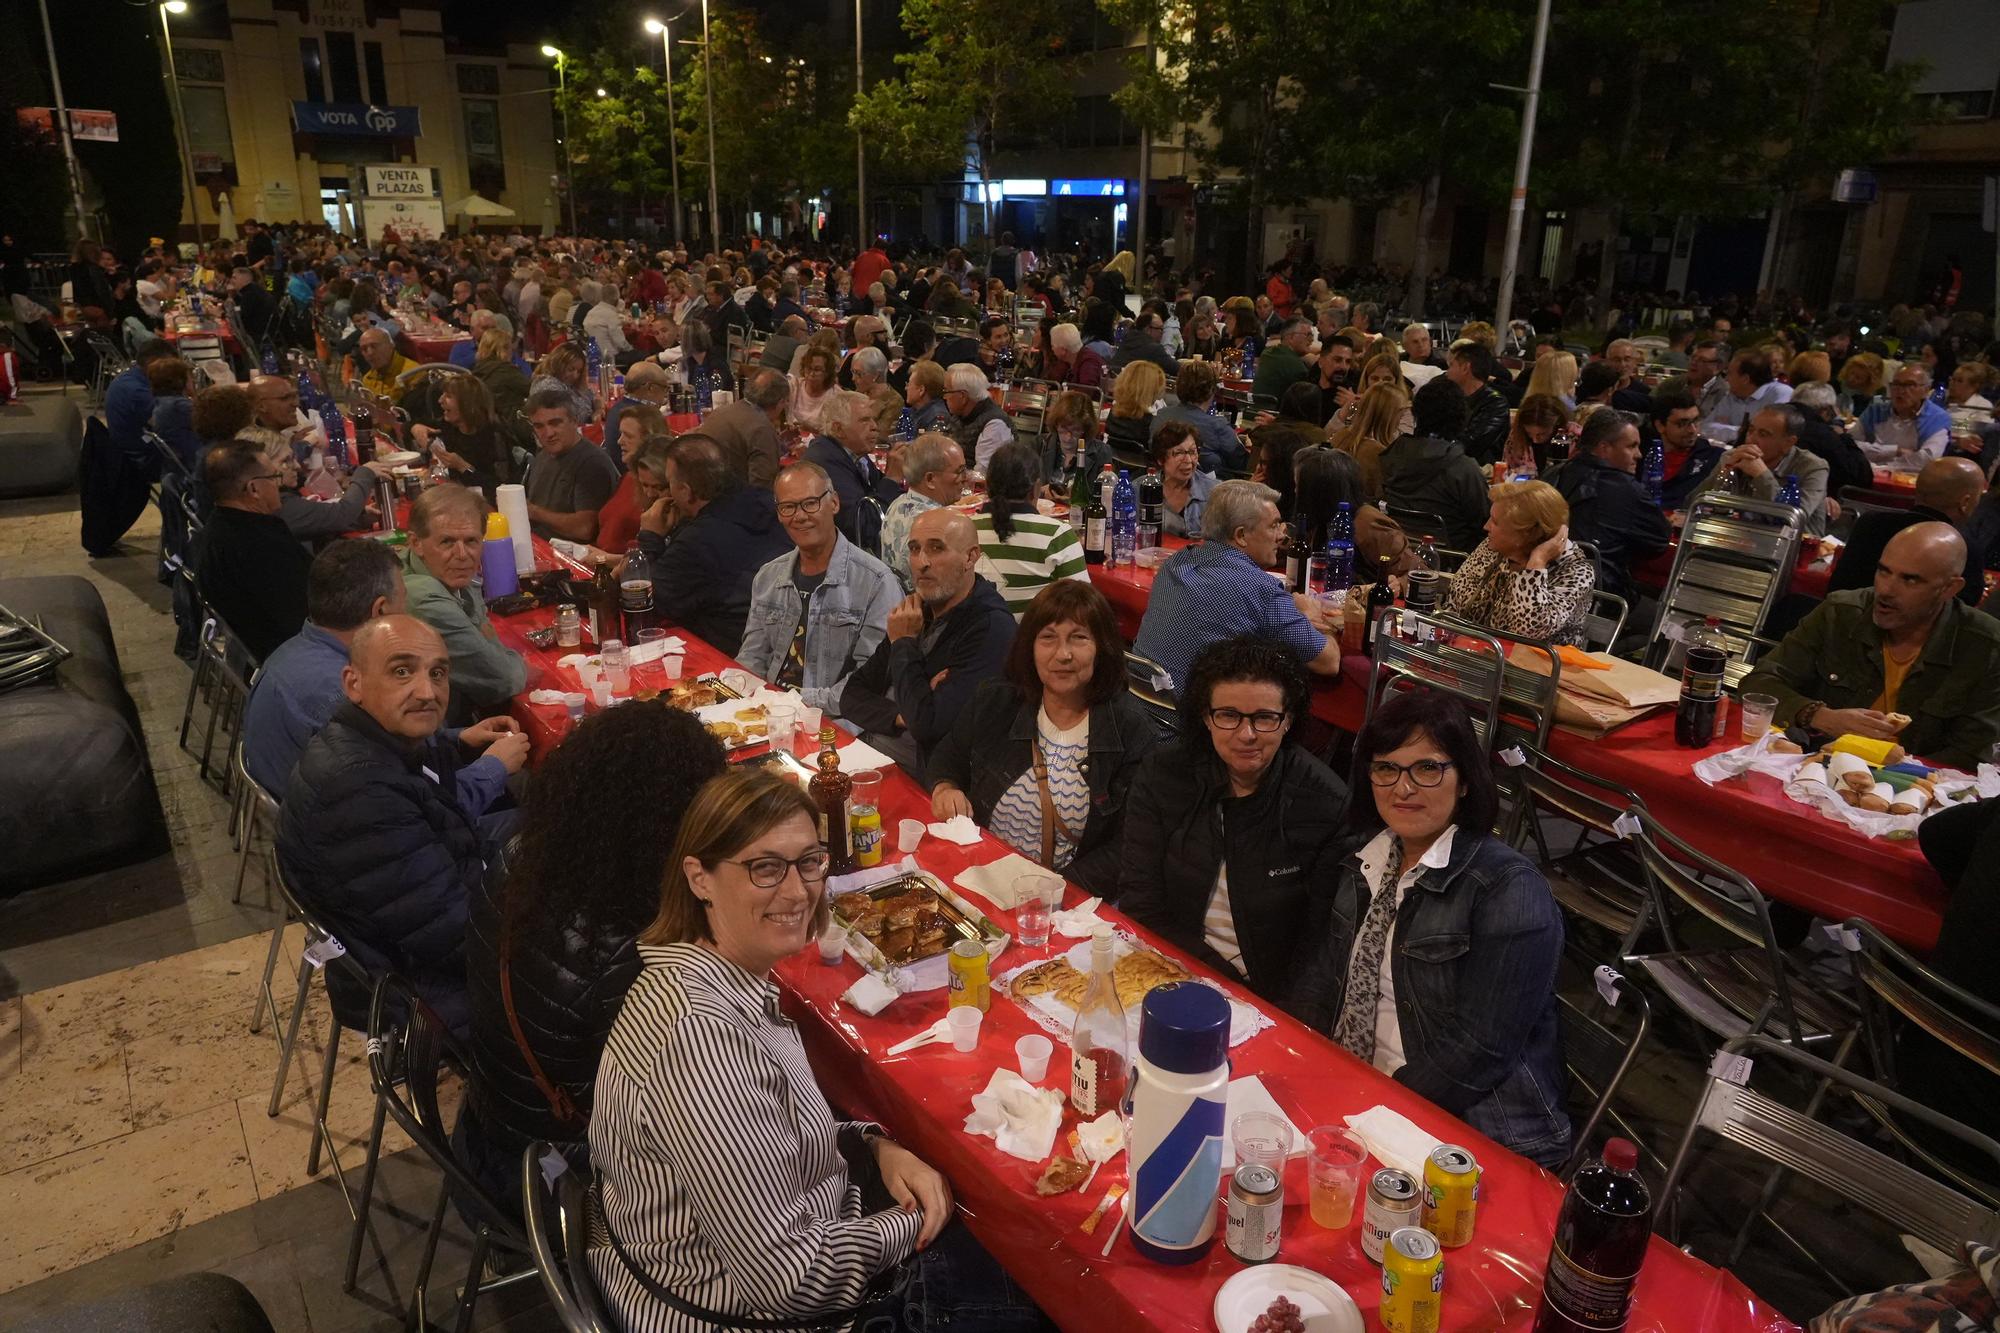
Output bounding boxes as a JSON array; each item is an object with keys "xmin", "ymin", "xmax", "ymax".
[
  {"xmin": 1031, "ymin": 732, "xmax": 1079, "ymax": 869},
  {"xmin": 498, "ymin": 923, "xmax": 584, "ymax": 1128}
]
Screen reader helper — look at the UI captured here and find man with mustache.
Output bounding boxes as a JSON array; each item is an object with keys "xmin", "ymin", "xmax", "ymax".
[{"xmin": 276, "ymin": 614, "xmax": 527, "ymax": 1037}]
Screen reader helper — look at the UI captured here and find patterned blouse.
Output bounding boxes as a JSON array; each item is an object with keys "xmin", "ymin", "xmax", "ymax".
[
  {"xmin": 987, "ymin": 709, "xmax": 1091, "ymax": 869},
  {"xmin": 1443, "ymin": 539, "xmax": 1594, "ymax": 646}
]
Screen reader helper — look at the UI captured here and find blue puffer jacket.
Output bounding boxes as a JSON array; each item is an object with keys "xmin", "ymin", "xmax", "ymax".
[
  {"xmin": 277, "ymin": 702, "xmax": 484, "ymax": 1033},
  {"xmin": 1289, "ymin": 828, "xmax": 1571, "ymax": 1168}
]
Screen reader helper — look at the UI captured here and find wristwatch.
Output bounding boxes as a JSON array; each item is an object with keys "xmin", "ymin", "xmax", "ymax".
[{"xmin": 1796, "ymin": 700, "xmax": 1823, "ymax": 730}]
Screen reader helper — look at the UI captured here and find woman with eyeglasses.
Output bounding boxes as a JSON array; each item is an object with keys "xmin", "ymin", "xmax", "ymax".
[
  {"xmin": 1289, "ymin": 688, "xmax": 1570, "ymax": 1167},
  {"xmin": 590, "ymin": 768, "xmax": 1048, "ymax": 1333},
  {"xmin": 1117, "ymin": 636, "xmax": 1348, "ymax": 1002},
  {"xmin": 1153, "ymin": 421, "xmax": 1216, "ymax": 538}
]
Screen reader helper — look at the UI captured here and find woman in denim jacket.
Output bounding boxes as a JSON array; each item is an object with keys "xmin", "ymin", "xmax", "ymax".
[{"xmin": 1290, "ymin": 688, "xmax": 1571, "ymax": 1167}]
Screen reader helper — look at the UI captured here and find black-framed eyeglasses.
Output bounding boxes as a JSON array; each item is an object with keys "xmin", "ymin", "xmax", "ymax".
[
  {"xmin": 1367, "ymin": 758, "xmax": 1455, "ymax": 788},
  {"xmin": 1207, "ymin": 707, "xmax": 1288, "ymax": 733},
  {"xmin": 720, "ymin": 850, "xmax": 831, "ymax": 888},
  {"xmin": 776, "ymin": 488, "xmax": 833, "ymax": 519},
  {"xmin": 248, "ymin": 471, "xmax": 282, "ymax": 486}
]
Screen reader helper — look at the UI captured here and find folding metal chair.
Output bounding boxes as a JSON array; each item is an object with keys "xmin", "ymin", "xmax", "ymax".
[
  {"xmin": 1624, "ymin": 808, "xmax": 1853, "ymax": 1050},
  {"xmin": 521, "ymin": 1144, "xmax": 617, "ymax": 1333},
  {"xmin": 1643, "ymin": 492, "xmax": 1802, "ymax": 689},
  {"xmin": 1384, "ymin": 505, "xmax": 1450, "ymax": 546},
  {"xmin": 370, "ymin": 974, "xmax": 539, "ymax": 1332},
  {"xmin": 1509, "ymin": 742, "xmax": 1653, "ymax": 961},
  {"xmin": 1660, "ymin": 1034, "xmax": 2000, "ymax": 1285},
  {"xmin": 1558, "ymin": 967, "xmax": 1655, "ymax": 1181},
  {"xmin": 1578, "ymin": 588, "xmax": 1629, "ymax": 656},
  {"xmin": 1840, "ymin": 919, "xmax": 2000, "ymax": 1207},
  {"xmin": 230, "ymin": 743, "xmax": 282, "ymax": 906},
  {"xmin": 1003, "ymin": 381, "xmax": 1050, "ymax": 442},
  {"xmin": 1124, "ymin": 650, "xmax": 1179, "ymax": 742},
  {"xmin": 177, "ymin": 604, "xmax": 257, "ymax": 785}
]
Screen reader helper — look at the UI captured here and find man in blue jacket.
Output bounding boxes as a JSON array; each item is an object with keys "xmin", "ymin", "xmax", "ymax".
[
  {"xmin": 276, "ymin": 615, "xmax": 527, "ymax": 1035},
  {"xmin": 1547, "ymin": 409, "xmax": 1672, "ymax": 599},
  {"xmin": 634, "ymin": 434, "xmax": 791, "ymax": 655}
]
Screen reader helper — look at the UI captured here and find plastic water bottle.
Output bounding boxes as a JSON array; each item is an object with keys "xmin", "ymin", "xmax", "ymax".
[
  {"xmin": 260, "ymin": 343, "xmax": 279, "ymax": 376},
  {"xmin": 1111, "ymin": 469, "xmax": 1138, "ymax": 567},
  {"xmin": 1241, "ymin": 343, "xmax": 1259, "ymax": 382},
  {"xmin": 1643, "ymin": 442, "xmax": 1666, "ymax": 507},
  {"xmin": 584, "ymin": 335, "xmax": 603, "ymax": 392},
  {"xmin": 1126, "ymin": 981, "xmax": 1232, "ymax": 1265},
  {"xmin": 1417, "ymin": 536, "xmax": 1439, "ymax": 571},
  {"xmin": 694, "ymin": 366, "xmax": 714, "ymax": 414},
  {"xmin": 894, "ymin": 406, "xmax": 916, "ymax": 440},
  {"xmin": 1779, "ymin": 474, "xmax": 1802, "ymax": 509},
  {"xmin": 321, "ymin": 399, "xmax": 350, "ymax": 470}
]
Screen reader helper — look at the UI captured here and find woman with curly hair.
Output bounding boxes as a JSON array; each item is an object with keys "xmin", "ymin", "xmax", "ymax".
[{"xmin": 459, "ymin": 701, "xmax": 729, "ymax": 1210}]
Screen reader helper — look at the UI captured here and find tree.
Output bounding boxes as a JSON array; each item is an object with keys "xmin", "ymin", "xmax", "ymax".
[
  {"xmin": 1099, "ymin": 0, "xmax": 1338, "ymax": 287},
  {"xmin": 555, "ymin": 56, "xmax": 676, "ymax": 232},
  {"xmin": 851, "ymin": 0, "xmax": 1072, "ymax": 248}
]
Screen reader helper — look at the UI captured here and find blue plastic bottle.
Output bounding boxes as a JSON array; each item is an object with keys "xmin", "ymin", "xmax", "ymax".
[
  {"xmin": 1643, "ymin": 443, "xmax": 1666, "ymax": 507},
  {"xmin": 584, "ymin": 336, "xmax": 603, "ymax": 392},
  {"xmin": 1779, "ymin": 474, "xmax": 1802, "ymax": 509},
  {"xmin": 1325, "ymin": 501, "xmax": 1356, "ymax": 591},
  {"xmin": 1111, "ymin": 470, "xmax": 1137, "ymax": 567},
  {"xmin": 1126, "ymin": 982, "xmax": 1232, "ymax": 1265}
]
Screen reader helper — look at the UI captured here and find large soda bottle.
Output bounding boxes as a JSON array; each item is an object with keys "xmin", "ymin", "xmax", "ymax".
[
  {"xmin": 620, "ymin": 547, "xmax": 656, "ymax": 640},
  {"xmin": 1111, "ymin": 469, "xmax": 1137, "ymax": 567},
  {"xmin": 1673, "ymin": 617, "xmax": 1730, "ymax": 747},
  {"xmin": 348, "ymin": 399, "xmax": 375, "ymax": 468},
  {"xmin": 1531, "ymin": 1138, "xmax": 1655, "ymax": 1333},
  {"xmin": 1642, "ymin": 441, "xmax": 1666, "ymax": 507},
  {"xmin": 1136, "ymin": 468, "xmax": 1164, "ymax": 551}
]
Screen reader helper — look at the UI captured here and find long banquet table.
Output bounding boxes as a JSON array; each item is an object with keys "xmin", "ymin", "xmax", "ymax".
[
  {"xmin": 479, "ymin": 535, "xmax": 1794, "ymax": 1333},
  {"xmin": 1087, "ymin": 541, "xmax": 1946, "ymax": 950}
]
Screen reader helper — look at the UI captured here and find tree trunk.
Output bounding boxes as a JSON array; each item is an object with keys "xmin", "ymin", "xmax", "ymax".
[
  {"xmin": 1406, "ymin": 169, "xmax": 1442, "ymax": 319},
  {"xmin": 1594, "ymin": 49, "xmax": 1648, "ymax": 326}
]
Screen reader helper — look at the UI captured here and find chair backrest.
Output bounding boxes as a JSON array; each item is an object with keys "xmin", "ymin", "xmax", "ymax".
[
  {"xmin": 1579, "ymin": 588, "xmax": 1629, "ymax": 655},
  {"xmin": 521, "ymin": 1143, "xmax": 617, "ymax": 1333},
  {"xmin": 1660, "ymin": 1034, "xmax": 2000, "ymax": 1255},
  {"xmin": 1643, "ymin": 492, "xmax": 1803, "ymax": 673},
  {"xmin": 1846, "ymin": 919, "xmax": 2000, "ymax": 1080},
  {"xmin": 1384, "ymin": 505, "xmax": 1450, "ymax": 545},
  {"xmin": 1360, "ymin": 609, "xmax": 1560, "ymax": 842},
  {"xmin": 1558, "ymin": 967, "xmax": 1653, "ymax": 1181},
  {"xmin": 1124, "ymin": 649, "xmax": 1179, "ymax": 741},
  {"xmin": 368, "ymin": 973, "xmax": 534, "ymax": 1254}
]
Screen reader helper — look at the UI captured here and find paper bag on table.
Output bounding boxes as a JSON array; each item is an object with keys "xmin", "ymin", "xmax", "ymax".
[{"xmin": 1506, "ymin": 644, "xmax": 1679, "ymax": 709}]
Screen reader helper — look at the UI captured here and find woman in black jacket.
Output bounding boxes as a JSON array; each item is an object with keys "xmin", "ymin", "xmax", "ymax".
[
  {"xmin": 1117, "ymin": 636, "xmax": 1349, "ymax": 1001},
  {"xmin": 928, "ymin": 581, "xmax": 1157, "ymax": 896},
  {"xmin": 458, "ymin": 702, "xmax": 728, "ymax": 1207}
]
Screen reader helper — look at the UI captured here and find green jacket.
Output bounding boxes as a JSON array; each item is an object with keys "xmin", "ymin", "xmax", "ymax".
[
  {"xmin": 1250, "ymin": 344, "xmax": 1308, "ymax": 403},
  {"xmin": 400, "ymin": 546, "xmax": 528, "ymax": 720},
  {"xmin": 1739, "ymin": 589, "xmax": 2000, "ymax": 769}
]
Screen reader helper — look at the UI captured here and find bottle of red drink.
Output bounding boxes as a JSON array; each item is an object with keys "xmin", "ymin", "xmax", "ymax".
[{"xmin": 1531, "ymin": 1137, "xmax": 1655, "ymax": 1333}]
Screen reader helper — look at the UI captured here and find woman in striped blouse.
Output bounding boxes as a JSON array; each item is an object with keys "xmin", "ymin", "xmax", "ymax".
[
  {"xmin": 589, "ymin": 770, "xmax": 1047, "ymax": 1331},
  {"xmin": 972, "ymin": 441, "xmax": 1091, "ymax": 619}
]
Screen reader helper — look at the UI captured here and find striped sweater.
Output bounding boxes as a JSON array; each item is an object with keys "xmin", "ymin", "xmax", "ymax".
[{"xmin": 972, "ymin": 510, "xmax": 1091, "ymax": 618}]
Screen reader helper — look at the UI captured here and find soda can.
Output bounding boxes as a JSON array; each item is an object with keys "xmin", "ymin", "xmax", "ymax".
[
  {"xmin": 1225, "ymin": 1163, "xmax": 1282, "ymax": 1264},
  {"xmin": 851, "ymin": 804, "xmax": 883, "ymax": 868},
  {"xmin": 1380, "ymin": 1226, "xmax": 1444, "ymax": 1333},
  {"xmin": 1361, "ymin": 1167, "xmax": 1422, "ymax": 1264},
  {"xmin": 1421, "ymin": 1145, "xmax": 1481, "ymax": 1249},
  {"xmin": 946, "ymin": 939, "xmax": 989, "ymax": 1011}
]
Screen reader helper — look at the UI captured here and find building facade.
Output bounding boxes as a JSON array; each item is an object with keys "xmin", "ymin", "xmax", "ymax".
[{"xmin": 165, "ymin": 0, "xmax": 560, "ymax": 239}]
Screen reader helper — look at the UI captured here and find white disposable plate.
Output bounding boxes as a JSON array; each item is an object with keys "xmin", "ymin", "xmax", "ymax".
[
  {"xmin": 375, "ymin": 450, "xmax": 421, "ymax": 467},
  {"xmin": 1212, "ymin": 1264, "xmax": 1364, "ymax": 1333}
]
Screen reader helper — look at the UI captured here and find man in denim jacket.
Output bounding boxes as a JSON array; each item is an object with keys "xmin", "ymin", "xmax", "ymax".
[{"xmin": 738, "ymin": 461, "xmax": 902, "ymax": 716}]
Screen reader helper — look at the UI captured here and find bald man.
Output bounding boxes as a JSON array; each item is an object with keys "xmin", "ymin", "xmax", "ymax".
[
  {"xmin": 357, "ymin": 326, "xmax": 416, "ymax": 403},
  {"xmin": 276, "ymin": 615, "xmax": 527, "ymax": 1037},
  {"xmin": 1829, "ymin": 456, "xmax": 1988, "ymax": 605},
  {"xmin": 835, "ymin": 507, "xmax": 1017, "ymax": 774},
  {"xmin": 1742, "ymin": 522, "xmax": 2000, "ymax": 768}
]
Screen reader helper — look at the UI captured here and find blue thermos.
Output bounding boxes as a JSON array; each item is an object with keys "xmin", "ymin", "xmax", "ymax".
[{"xmin": 1126, "ymin": 982, "xmax": 1232, "ymax": 1264}]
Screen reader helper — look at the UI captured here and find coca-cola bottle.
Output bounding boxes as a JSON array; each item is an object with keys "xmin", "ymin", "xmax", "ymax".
[
  {"xmin": 1531, "ymin": 1138, "xmax": 1655, "ymax": 1333},
  {"xmin": 1673, "ymin": 618, "xmax": 1730, "ymax": 747}
]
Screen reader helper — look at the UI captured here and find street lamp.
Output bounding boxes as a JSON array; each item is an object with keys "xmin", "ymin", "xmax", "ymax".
[
  {"xmin": 643, "ymin": 14, "xmax": 686, "ymax": 246},
  {"xmin": 701, "ymin": 0, "xmax": 719, "ymax": 249},
  {"xmin": 542, "ymin": 44, "xmax": 578, "ymax": 236},
  {"xmin": 34, "ymin": 0, "xmax": 92, "ymax": 239},
  {"xmin": 158, "ymin": 0, "xmax": 205, "ymax": 246},
  {"xmin": 854, "ymin": 0, "xmax": 866, "ymax": 249}
]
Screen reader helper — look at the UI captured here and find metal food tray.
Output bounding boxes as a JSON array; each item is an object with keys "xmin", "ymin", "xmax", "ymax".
[
  {"xmin": 644, "ymin": 673, "xmax": 743, "ymax": 710},
  {"xmin": 829, "ymin": 871, "xmax": 1009, "ymax": 991}
]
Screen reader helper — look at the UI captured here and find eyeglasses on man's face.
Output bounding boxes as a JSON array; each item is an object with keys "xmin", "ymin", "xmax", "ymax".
[
  {"xmin": 1207, "ymin": 707, "xmax": 1287, "ymax": 733},
  {"xmin": 776, "ymin": 488, "xmax": 833, "ymax": 519},
  {"xmin": 721, "ymin": 850, "xmax": 831, "ymax": 888},
  {"xmin": 1367, "ymin": 758, "xmax": 1455, "ymax": 788}
]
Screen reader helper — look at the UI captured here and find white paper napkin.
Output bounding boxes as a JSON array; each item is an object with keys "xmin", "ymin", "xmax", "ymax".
[
  {"xmin": 1075, "ymin": 1111, "xmax": 1126, "ymax": 1165},
  {"xmin": 840, "ymin": 973, "xmax": 901, "ymax": 1016},
  {"xmin": 953, "ymin": 852, "xmax": 1049, "ymax": 909},
  {"xmin": 1219, "ymin": 1076, "xmax": 1311, "ymax": 1170},
  {"xmin": 1052, "ymin": 896, "xmax": 1105, "ymax": 938},
  {"xmin": 926, "ymin": 814, "xmax": 984, "ymax": 846},
  {"xmin": 963, "ymin": 1069, "xmax": 1064, "ymax": 1162},
  {"xmin": 625, "ymin": 635, "xmax": 686, "ymax": 664},
  {"xmin": 527, "ymin": 689, "xmax": 570, "ymax": 706},
  {"xmin": 838, "ymin": 738, "xmax": 898, "ymax": 773},
  {"xmin": 1343, "ymin": 1104, "xmax": 1444, "ymax": 1179}
]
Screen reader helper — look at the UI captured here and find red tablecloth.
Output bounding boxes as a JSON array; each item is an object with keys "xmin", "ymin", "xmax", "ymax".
[
  {"xmin": 477, "ymin": 548, "xmax": 1793, "ymax": 1332},
  {"xmin": 1091, "ymin": 544, "xmax": 1943, "ymax": 949},
  {"xmin": 1859, "ymin": 467, "xmax": 1920, "ymax": 509},
  {"xmin": 408, "ymin": 330, "xmax": 472, "ymax": 364},
  {"xmin": 160, "ymin": 322, "xmax": 241, "ymax": 355}
]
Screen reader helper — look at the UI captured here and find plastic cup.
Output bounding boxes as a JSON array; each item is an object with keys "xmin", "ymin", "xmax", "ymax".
[
  {"xmin": 764, "ymin": 704, "xmax": 794, "ymax": 750},
  {"xmin": 590, "ymin": 680, "xmax": 612, "ymax": 708},
  {"xmin": 1015, "ymin": 1034, "xmax": 1053, "ymax": 1082},
  {"xmin": 1232, "ymin": 1111, "xmax": 1293, "ymax": 1177},
  {"xmin": 1739, "ymin": 692, "xmax": 1778, "ymax": 742},
  {"xmin": 850, "ymin": 768, "xmax": 884, "ymax": 810},
  {"xmin": 1306, "ymin": 1125, "xmax": 1369, "ymax": 1229},
  {"xmin": 721, "ymin": 668, "xmax": 756, "ymax": 696},
  {"xmin": 563, "ymin": 692, "xmax": 586, "ymax": 721},
  {"xmin": 817, "ymin": 923, "xmax": 846, "ymax": 966},
  {"xmin": 897, "ymin": 818, "xmax": 925, "ymax": 854},
  {"xmin": 602, "ymin": 640, "xmax": 631, "ymax": 694},
  {"xmin": 663, "ymin": 653, "xmax": 684, "ymax": 681},
  {"xmin": 795, "ymin": 704, "xmax": 824, "ymax": 749},
  {"xmin": 1017, "ymin": 897, "xmax": 1052, "ymax": 950},
  {"xmin": 946, "ymin": 1005, "xmax": 983, "ymax": 1052}
]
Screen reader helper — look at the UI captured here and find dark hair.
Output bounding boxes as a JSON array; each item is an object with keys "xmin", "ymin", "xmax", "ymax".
[
  {"xmin": 1293, "ymin": 447, "xmax": 1364, "ymax": 547},
  {"xmin": 1578, "ymin": 407, "xmax": 1640, "ymax": 455},
  {"xmin": 1731, "ymin": 348, "xmax": 1774, "ymax": 386},
  {"xmin": 1346, "ymin": 688, "xmax": 1497, "ymax": 839},
  {"xmin": 1449, "ymin": 341, "xmax": 1496, "ymax": 381},
  {"xmin": 666, "ymin": 434, "xmax": 737, "ymax": 503},
  {"xmin": 1149, "ymin": 419, "xmax": 1198, "ymax": 468},
  {"xmin": 1080, "ymin": 298, "xmax": 1117, "ymax": 344},
  {"xmin": 526, "ymin": 384, "xmax": 579, "ymax": 418},
  {"xmin": 1411, "ymin": 375, "xmax": 1468, "ymax": 438},
  {"xmin": 146, "ymin": 356, "xmax": 191, "ymax": 396},
  {"xmin": 983, "ymin": 441, "xmax": 1041, "ymax": 541},
  {"xmin": 1648, "ymin": 382, "xmax": 1696, "ymax": 422},
  {"xmin": 1177, "ymin": 636, "xmax": 1311, "ymax": 757},
  {"xmin": 1278, "ymin": 380, "xmax": 1323, "ymax": 425},
  {"xmin": 306, "ymin": 538, "xmax": 403, "ymax": 630},
  {"xmin": 1577, "ymin": 360, "xmax": 1622, "ymax": 403},
  {"xmin": 508, "ymin": 702, "xmax": 729, "ymax": 947},
  {"xmin": 1005, "ymin": 581, "xmax": 1125, "ymax": 706},
  {"xmin": 204, "ymin": 441, "xmax": 266, "ymax": 497},
  {"xmin": 902, "ymin": 321, "xmax": 936, "ymax": 358}
]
